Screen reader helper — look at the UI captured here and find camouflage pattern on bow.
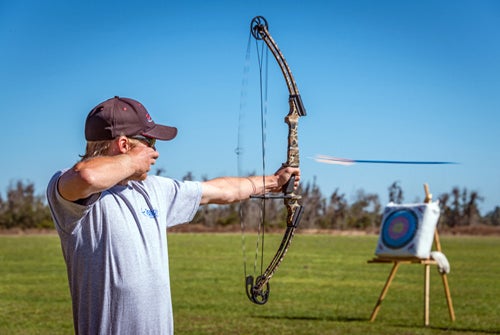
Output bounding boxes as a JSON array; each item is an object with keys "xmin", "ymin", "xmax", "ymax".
[{"xmin": 245, "ymin": 16, "xmax": 307, "ymax": 305}]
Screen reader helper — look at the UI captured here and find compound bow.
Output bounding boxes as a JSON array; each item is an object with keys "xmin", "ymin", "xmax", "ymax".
[{"xmin": 245, "ymin": 16, "xmax": 307, "ymax": 305}]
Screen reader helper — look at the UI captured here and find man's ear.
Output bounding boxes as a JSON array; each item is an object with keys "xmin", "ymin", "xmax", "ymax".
[{"xmin": 116, "ymin": 136, "xmax": 130, "ymax": 154}]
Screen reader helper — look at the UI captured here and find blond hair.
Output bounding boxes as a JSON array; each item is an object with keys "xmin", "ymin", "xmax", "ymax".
[
  {"xmin": 79, "ymin": 140, "xmax": 113, "ymax": 161},
  {"xmin": 79, "ymin": 137, "xmax": 144, "ymax": 161}
]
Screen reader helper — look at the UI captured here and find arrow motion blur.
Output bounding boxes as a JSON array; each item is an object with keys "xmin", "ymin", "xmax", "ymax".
[{"xmin": 314, "ymin": 154, "xmax": 458, "ymax": 166}]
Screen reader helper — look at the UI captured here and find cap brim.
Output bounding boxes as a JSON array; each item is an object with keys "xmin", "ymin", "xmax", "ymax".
[{"xmin": 142, "ymin": 124, "xmax": 178, "ymax": 141}]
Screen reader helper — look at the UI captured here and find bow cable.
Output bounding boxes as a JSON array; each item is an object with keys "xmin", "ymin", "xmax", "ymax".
[
  {"xmin": 238, "ymin": 29, "xmax": 271, "ymax": 292},
  {"xmin": 238, "ymin": 32, "xmax": 252, "ymax": 283},
  {"xmin": 256, "ymin": 35, "xmax": 269, "ymax": 278}
]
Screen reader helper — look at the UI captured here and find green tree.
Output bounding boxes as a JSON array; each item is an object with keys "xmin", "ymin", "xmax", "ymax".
[
  {"xmin": 346, "ymin": 190, "xmax": 381, "ymax": 230},
  {"xmin": 464, "ymin": 190, "xmax": 483, "ymax": 226},
  {"xmin": 388, "ymin": 181, "xmax": 404, "ymax": 204},
  {"xmin": 325, "ymin": 188, "xmax": 348, "ymax": 229},
  {"xmin": 300, "ymin": 177, "xmax": 325, "ymax": 229},
  {"xmin": 439, "ymin": 187, "xmax": 484, "ymax": 227},
  {"xmin": 484, "ymin": 207, "xmax": 500, "ymax": 226},
  {"xmin": 0, "ymin": 181, "xmax": 52, "ymax": 229}
]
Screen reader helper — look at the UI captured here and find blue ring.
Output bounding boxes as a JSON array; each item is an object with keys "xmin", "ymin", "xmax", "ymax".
[{"xmin": 381, "ymin": 209, "xmax": 418, "ymax": 249}]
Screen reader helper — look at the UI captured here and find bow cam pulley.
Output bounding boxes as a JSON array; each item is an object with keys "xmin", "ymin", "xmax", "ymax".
[{"xmin": 250, "ymin": 16, "xmax": 268, "ymax": 40}]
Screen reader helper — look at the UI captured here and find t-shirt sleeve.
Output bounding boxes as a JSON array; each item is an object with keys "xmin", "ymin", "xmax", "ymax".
[
  {"xmin": 147, "ymin": 176, "xmax": 202, "ymax": 228},
  {"xmin": 46, "ymin": 170, "xmax": 99, "ymax": 235}
]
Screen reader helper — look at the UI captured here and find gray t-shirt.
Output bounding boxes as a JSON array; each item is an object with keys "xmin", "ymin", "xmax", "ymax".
[{"xmin": 47, "ymin": 171, "xmax": 202, "ymax": 335}]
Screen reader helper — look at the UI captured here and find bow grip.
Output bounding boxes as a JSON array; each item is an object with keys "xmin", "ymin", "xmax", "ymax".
[{"xmin": 282, "ymin": 174, "xmax": 296, "ymax": 195}]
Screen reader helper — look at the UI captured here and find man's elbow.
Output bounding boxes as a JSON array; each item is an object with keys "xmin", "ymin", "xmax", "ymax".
[{"xmin": 58, "ymin": 165, "xmax": 98, "ymax": 201}]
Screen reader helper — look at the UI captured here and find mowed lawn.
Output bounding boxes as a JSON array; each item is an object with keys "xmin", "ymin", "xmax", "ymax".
[{"xmin": 0, "ymin": 232, "xmax": 499, "ymax": 334}]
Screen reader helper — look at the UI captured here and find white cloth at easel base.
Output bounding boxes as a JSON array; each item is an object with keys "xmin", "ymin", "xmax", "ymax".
[{"xmin": 430, "ymin": 251, "xmax": 450, "ymax": 274}]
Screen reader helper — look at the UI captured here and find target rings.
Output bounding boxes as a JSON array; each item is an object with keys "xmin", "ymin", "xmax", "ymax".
[{"xmin": 381, "ymin": 209, "xmax": 418, "ymax": 249}]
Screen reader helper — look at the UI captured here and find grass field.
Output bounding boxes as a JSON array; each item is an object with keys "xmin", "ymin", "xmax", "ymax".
[{"xmin": 1, "ymin": 233, "xmax": 499, "ymax": 334}]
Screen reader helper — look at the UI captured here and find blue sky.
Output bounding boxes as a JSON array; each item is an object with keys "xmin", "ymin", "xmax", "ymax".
[{"xmin": 1, "ymin": 0, "xmax": 499, "ymax": 214}]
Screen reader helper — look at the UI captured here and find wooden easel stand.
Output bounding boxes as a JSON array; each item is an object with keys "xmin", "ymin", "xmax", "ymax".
[{"xmin": 367, "ymin": 184, "xmax": 455, "ymax": 326}]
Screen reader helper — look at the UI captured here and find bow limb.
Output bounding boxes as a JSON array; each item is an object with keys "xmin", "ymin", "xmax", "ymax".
[
  {"xmin": 245, "ymin": 16, "xmax": 306, "ymax": 305},
  {"xmin": 251, "ymin": 16, "xmax": 306, "ymax": 117}
]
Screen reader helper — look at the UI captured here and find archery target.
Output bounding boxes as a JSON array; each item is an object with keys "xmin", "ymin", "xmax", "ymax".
[
  {"xmin": 381, "ymin": 209, "xmax": 418, "ymax": 249},
  {"xmin": 375, "ymin": 202, "xmax": 440, "ymax": 259}
]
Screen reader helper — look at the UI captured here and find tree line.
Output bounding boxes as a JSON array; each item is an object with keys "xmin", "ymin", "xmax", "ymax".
[{"xmin": 1, "ymin": 178, "xmax": 499, "ymax": 231}]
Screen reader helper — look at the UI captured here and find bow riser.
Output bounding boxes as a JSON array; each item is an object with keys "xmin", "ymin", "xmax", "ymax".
[
  {"xmin": 284, "ymin": 97, "xmax": 305, "ymax": 227},
  {"xmin": 285, "ymin": 102, "xmax": 301, "ymax": 168}
]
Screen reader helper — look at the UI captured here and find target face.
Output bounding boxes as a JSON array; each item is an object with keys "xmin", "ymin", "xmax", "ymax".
[{"xmin": 381, "ymin": 209, "xmax": 419, "ymax": 249}]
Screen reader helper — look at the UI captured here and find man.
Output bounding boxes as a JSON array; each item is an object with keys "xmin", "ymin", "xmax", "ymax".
[{"xmin": 47, "ymin": 96, "xmax": 300, "ymax": 334}]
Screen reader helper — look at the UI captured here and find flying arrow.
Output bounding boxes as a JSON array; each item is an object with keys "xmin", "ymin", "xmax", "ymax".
[{"xmin": 314, "ymin": 154, "xmax": 458, "ymax": 166}]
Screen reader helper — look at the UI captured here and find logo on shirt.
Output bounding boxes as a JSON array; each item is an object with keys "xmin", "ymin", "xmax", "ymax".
[{"xmin": 141, "ymin": 208, "xmax": 159, "ymax": 218}]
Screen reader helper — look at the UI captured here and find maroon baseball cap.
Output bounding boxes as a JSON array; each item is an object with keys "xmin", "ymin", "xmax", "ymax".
[{"xmin": 85, "ymin": 96, "xmax": 177, "ymax": 141}]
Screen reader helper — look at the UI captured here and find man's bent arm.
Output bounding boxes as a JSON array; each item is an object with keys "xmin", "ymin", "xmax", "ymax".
[{"xmin": 58, "ymin": 155, "xmax": 138, "ymax": 202}]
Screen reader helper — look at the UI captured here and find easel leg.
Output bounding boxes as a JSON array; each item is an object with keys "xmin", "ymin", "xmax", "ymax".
[
  {"xmin": 424, "ymin": 264, "xmax": 430, "ymax": 326},
  {"xmin": 370, "ymin": 262, "xmax": 400, "ymax": 322},
  {"xmin": 441, "ymin": 273, "xmax": 456, "ymax": 321}
]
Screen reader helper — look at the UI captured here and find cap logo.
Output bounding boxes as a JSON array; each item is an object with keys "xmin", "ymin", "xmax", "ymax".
[{"xmin": 145, "ymin": 112, "xmax": 153, "ymax": 123}]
